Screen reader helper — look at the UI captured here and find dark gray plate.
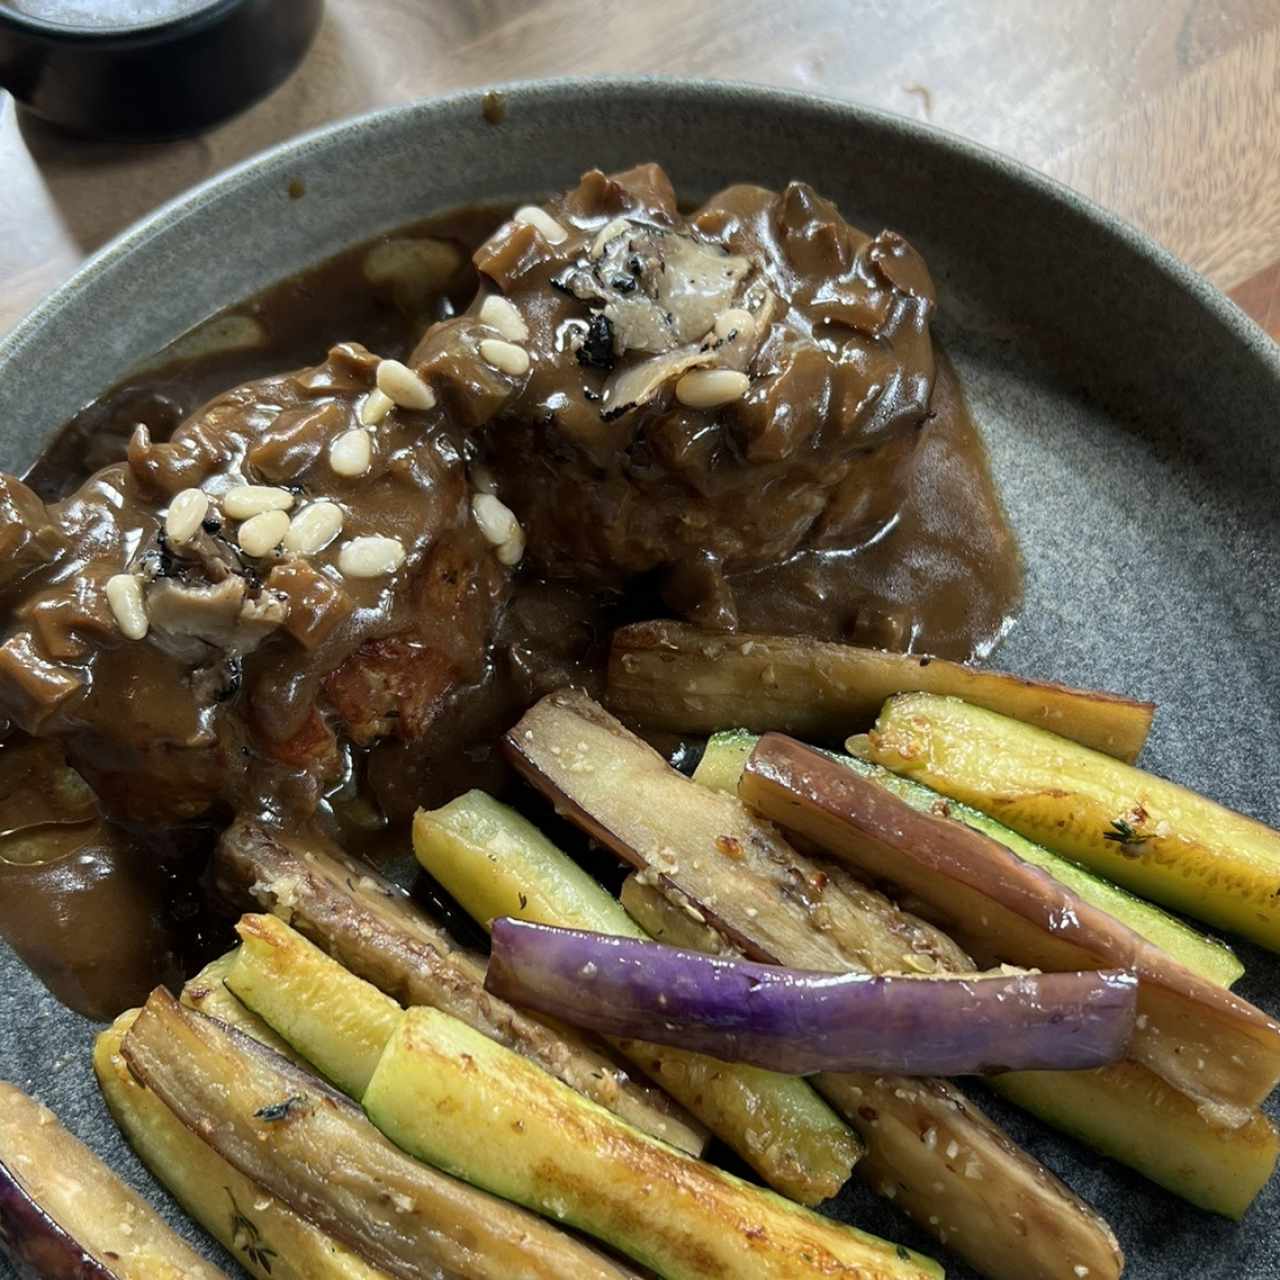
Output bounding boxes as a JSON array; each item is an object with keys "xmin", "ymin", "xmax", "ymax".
[{"xmin": 1, "ymin": 78, "xmax": 1277, "ymax": 1280}]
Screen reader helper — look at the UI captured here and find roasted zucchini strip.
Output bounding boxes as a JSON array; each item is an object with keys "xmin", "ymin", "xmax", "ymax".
[
  {"xmin": 95, "ymin": 1010, "xmax": 393, "ymax": 1280},
  {"xmin": 364, "ymin": 1007, "xmax": 943, "ymax": 1280},
  {"xmin": 607, "ymin": 620, "xmax": 1154, "ymax": 760},
  {"xmin": 227, "ymin": 914, "xmax": 403, "ymax": 1098},
  {"xmin": 0, "ymin": 1081, "xmax": 228, "ymax": 1280},
  {"xmin": 742, "ymin": 733, "xmax": 1280, "ymax": 1114},
  {"xmin": 121, "ymin": 988, "xmax": 642, "ymax": 1280},
  {"xmin": 413, "ymin": 790, "xmax": 863, "ymax": 1206},
  {"xmin": 215, "ymin": 817, "xmax": 703, "ymax": 1153},
  {"xmin": 623, "ymin": 875, "xmax": 1278, "ymax": 1222},
  {"xmin": 181, "ymin": 950, "xmax": 309, "ymax": 1065},
  {"xmin": 503, "ymin": 690, "xmax": 1124, "ymax": 1280},
  {"xmin": 694, "ymin": 730, "xmax": 1242, "ymax": 986},
  {"xmin": 992, "ymin": 1064, "xmax": 1280, "ymax": 1221},
  {"xmin": 867, "ymin": 692, "xmax": 1280, "ymax": 951}
]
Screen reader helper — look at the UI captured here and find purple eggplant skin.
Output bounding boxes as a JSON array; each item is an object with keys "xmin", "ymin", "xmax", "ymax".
[
  {"xmin": 0, "ymin": 1158, "xmax": 120, "ymax": 1280},
  {"xmin": 486, "ymin": 918, "xmax": 1139, "ymax": 1076}
]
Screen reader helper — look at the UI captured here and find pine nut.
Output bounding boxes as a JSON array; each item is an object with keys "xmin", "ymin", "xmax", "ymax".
[
  {"xmin": 496, "ymin": 527, "xmax": 526, "ymax": 567},
  {"xmin": 376, "ymin": 359, "xmax": 436, "ymax": 411},
  {"xmin": 675, "ymin": 369, "xmax": 750, "ymax": 409},
  {"xmin": 164, "ymin": 488, "xmax": 209, "ymax": 544},
  {"xmin": 471, "ymin": 493, "xmax": 519, "ymax": 546},
  {"xmin": 223, "ymin": 485, "xmax": 294, "ymax": 519},
  {"xmin": 237, "ymin": 509, "xmax": 290, "ymax": 557},
  {"xmin": 359, "ymin": 388, "xmax": 394, "ymax": 426},
  {"xmin": 714, "ymin": 308, "xmax": 755, "ymax": 341},
  {"xmin": 480, "ymin": 339, "xmax": 530, "ymax": 377},
  {"xmin": 591, "ymin": 216, "xmax": 631, "ymax": 259},
  {"xmin": 478, "ymin": 295, "xmax": 530, "ymax": 343},
  {"xmin": 284, "ymin": 501, "xmax": 344, "ymax": 555},
  {"xmin": 105, "ymin": 574, "xmax": 149, "ymax": 640},
  {"xmin": 338, "ymin": 535, "xmax": 406, "ymax": 578},
  {"xmin": 329, "ymin": 428, "xmax": 373, "ymax": 477},
  {"xmin": 513, "ymin": 205, "xmax": 569, "ymax": 245}
]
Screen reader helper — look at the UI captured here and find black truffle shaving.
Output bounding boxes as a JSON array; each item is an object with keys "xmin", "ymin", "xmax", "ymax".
[
  {"xmin": 142, "ymin": 531, "xmax": 182, "ymax": 580},
  {"xmin": 576, "ymin": 312, "xmax": 616, "ymax": 372}
]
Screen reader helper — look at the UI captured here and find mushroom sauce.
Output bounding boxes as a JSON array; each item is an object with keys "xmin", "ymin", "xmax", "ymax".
[{"xmin": 0, "ymin": 165, "xmax": 1020, "ymax": 1017}]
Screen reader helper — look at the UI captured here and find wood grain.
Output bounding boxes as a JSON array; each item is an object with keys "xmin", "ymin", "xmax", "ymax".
[{"xmin": 1, "ymin": 0, "xmax": 1279, "ymax": 338}]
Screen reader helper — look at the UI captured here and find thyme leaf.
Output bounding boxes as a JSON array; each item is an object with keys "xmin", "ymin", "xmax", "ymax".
[
  {"xmin": 254, "ymin": 1093, "xmax": 305, "ymax": 1123},
  {"xmin": 1103, "ymin": 817, "xmax": 1150, "ymax": 852},
  {"xmin": 226, "ymin": 1188, "xmax": 278, "ymax": 1275}
]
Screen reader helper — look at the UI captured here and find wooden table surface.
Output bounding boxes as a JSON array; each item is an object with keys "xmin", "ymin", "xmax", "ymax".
[{"xmin": 1, "ymin": 0, "xmax": 1278, "ymax": 342}]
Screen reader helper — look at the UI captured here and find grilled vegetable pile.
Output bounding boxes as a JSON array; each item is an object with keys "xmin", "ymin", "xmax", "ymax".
[{"xmin": 5, "ymin": 627, "xmax": 1279, "ymax": 1280}]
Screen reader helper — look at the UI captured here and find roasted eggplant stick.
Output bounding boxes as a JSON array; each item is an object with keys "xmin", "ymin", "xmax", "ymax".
[
  {"xmin": 607, "ymin": 621, "xmax": 1154, "ymax": 760},
  {"xmin": 0, "ymin": 1081, "xmax": 229, "ymax": 1280}
]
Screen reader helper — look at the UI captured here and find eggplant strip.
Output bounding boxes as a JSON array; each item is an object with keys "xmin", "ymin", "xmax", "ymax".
[
  {"xmin": 121, "ymin": 988, "xmax": 642, "ymax": 1280},
  {"xmin": 504, "ymin": 690, "xmax": 1124, "ymax": 1280},
  {"xmin": 0, "ymin": 1081, "xmax": 229, "ymax": 1280},
  {"xmin": 486, "ymin": 918, "xmax": 1137, "ymax": 1074},
  {"xmin": 741, "ymin": 733, "xmax": 1280, "ymax": 1116},
  {"xmin": 606, "ymin": 620, "xmax": 1154, "ymax": 760},
  {"xmin": 214, "ymin": 817, "xmax": 704, "ymax": 1154},
  {"xmin": 95, "ymin": 1010, "xmax": 393, "ymax": 1280},
  {"xmin": 505, "ymin": 692, "xmax": 970, "ymax": 976}
]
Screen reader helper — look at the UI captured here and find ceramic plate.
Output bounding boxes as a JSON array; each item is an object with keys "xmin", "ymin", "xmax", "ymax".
[{"xmin": 1, "ymin": 77, "xmax": 1277, "ymax": 1280}]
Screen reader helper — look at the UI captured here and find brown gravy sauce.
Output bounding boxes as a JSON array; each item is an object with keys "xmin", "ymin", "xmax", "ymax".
[{"xmin": 2, "ymin": 196, "xmax": 1020, "ymax": 1019}]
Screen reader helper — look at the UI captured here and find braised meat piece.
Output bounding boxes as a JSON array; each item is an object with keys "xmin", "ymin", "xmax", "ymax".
[
  {"xmin": 416, "ymin": 164, "xmax": 942, "ymax": 629},
  {"xmin": 0, "ymin": 164, "xmax": 1017, "ymax": 834}
]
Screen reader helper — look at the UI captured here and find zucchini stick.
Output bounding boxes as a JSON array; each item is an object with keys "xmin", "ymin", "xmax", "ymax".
[
  {"xmin": 364, "ymin": 1007, "xmax": 943, "ymax": 1280},
  {"xmin": 181, "ymin": 950, "xmax": 309, "ymax": 1066},
  {"xmin": 623, "ymin": 875, "xmax": 1280, "ymax": 1222},
  {"xmin": 94, "ymin": 1011, "xmax": 394, "ymax": 1280},
  {"xmin": 413, "ymin": 790, "xmax": 863, "ymax": 1206},
  {"xmin": 227, "ymin": 913, "xmax": 403, "ymax": 1098},
  {"xmin": 866, "ymin": 692, "xmax": 1280, "ymax": 952},
  {"xmin": 122, "ymin": 987, "xmax": 642, "ymax": 1280},
  {"xmin": 503, "ymin": 690, "xmax": 1124, "ymax": 1280},
  {"xmin": 607, "ymin": 620, "xmax": 1154, "ymax": 760},
  {"xmin": 742, "ymin": 734, "xmax": 1280, "ymax": 1114},
  {"xmin": 215, "ymin": 817, "xmax": 704, "ymax": 1154},
  {"xmin": 694, "ymin": 730, "xmax": 1242, "ymax": 987}
]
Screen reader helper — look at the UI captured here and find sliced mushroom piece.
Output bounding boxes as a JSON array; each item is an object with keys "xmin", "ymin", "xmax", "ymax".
[
  {"xmin": 600, "ymin": 346, "xmax": 718, "ymax": 420},
  {"xmin": 146, "ymin": 576, "xmax": 287, "ymax": 658}
]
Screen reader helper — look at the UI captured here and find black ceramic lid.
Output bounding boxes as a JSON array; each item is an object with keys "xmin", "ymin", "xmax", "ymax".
[{"xmin": 0, "ymin": 0, "xmax": 324, "ymax": 140}]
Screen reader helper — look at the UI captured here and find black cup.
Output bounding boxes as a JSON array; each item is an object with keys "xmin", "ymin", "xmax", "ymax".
[{"xmin": 0, "ymin": 0, "xmax": 324, "ymax": 140}]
